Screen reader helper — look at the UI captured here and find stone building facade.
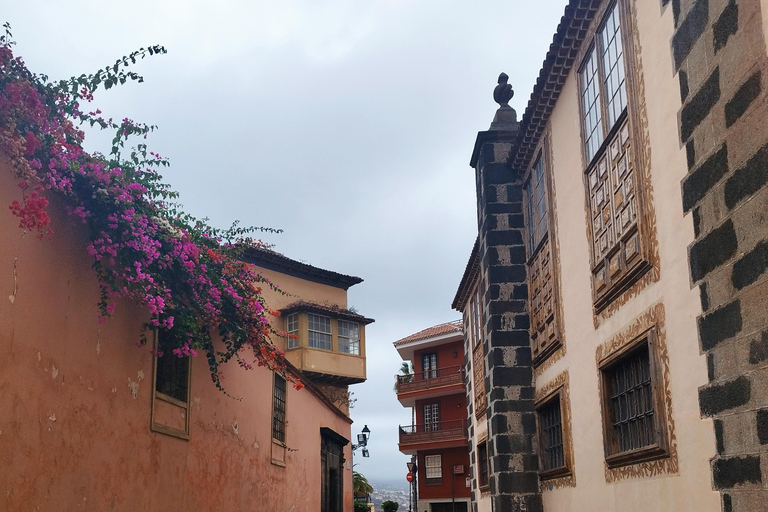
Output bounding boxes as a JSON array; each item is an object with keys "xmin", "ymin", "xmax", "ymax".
[{"xmin": 454, "ymin": 0, "xmax": 768, "ymax": 510}]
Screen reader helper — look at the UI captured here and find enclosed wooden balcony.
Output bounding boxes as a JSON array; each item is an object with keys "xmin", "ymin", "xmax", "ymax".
[
  {"xmin": 398, "ymin": 419, "xmax": 468, "ymax": 454},
  {"xmin": 395, "ymin": 365, "xmax": 464, "ymax": 407}
]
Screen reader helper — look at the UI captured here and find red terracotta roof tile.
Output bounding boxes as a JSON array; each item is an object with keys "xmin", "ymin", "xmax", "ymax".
[{"xmin": 393, "ymin": 320, "xmax": 463, "ymax": 347}]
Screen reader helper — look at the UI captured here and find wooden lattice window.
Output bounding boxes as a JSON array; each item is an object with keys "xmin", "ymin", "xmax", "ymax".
[
  {"xmin": 598, "ymin": 330, "xmax": 669, "ymax": 467},
  {"xmin": 535, "ymin": 390, "xmax": 571, "ymax": 479},
  {"xmin": 523, "ymin": 148, "xmax": 561, "ymax": 365},
  {"xmin": 467, "ymin": 282, "xmax": 487, "ymax": 417},
  {"xmin": 579, "ymin": 0, "xmax": 651, "ymax": 312}
]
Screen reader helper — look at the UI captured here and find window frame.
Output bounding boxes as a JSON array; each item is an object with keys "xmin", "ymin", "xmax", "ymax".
[
  {"xmin": 598, "ymin": 328, "xmax": 669, "ymax": 468},
  {"xmin": 522, "ymin": 143, "xmax": 563, "ymax": 366},
  {"xmin": 576, "ymin": 0, "xmax": 653, "ymax": 313},
  {"xmin": 477, "ymin": 439, "xmax": 490, "ymax": 490},
  {"xmin": 272, "ymin": 373, "xmax": 287, "ymax": 445},
  {"xmin": 307, "ymin": 313, "xmax": 332, "ymax": 350},
  {"xmin": 337, "ymin": 319, "xmax": 360, "ymax": 355},
  {"xmin": 286, "ymin": 313, "xmax": 299, "ymax": 350},
  {"xmin": 424, "ymin": 454, "xmax": 443, "ymax": 483},
  {"xmin": 423, "ymin": 402, "xmax": 440, "ymax": 432},
  {"xmin": 534, "ymin": 388, "xmax": 572, "ymax": 480},
  {"xmin": 421, "ymin": 352, "xmax": 438, "ymax": 380},
  {"xmin": 467, "ymin": 280, "xmax": 487, "ymax": 418},
  {"xmin": 150, "ymin": 332, "xmax": 192, "ymax": 440}
]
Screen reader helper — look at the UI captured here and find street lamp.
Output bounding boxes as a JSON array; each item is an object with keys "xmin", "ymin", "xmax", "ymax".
[{"xmin": 353, "ymin": 425, "xmax": 371, "ymax": 457}]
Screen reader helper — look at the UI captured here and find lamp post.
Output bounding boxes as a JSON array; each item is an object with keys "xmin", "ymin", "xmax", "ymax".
[{"xmin": 352, "ymin": 424, "xmax": 371, "ymax": 457}]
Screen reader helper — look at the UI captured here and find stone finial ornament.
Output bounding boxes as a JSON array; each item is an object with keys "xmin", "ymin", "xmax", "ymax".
[{"xmin": 493, "ymin": 72, "xmax": 514, "ymax": 106}]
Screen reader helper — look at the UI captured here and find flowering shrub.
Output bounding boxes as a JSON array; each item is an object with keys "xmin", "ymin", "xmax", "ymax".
[{"xmin": 0, "ymin": 24, "xmax": 300, "ymax": 391}]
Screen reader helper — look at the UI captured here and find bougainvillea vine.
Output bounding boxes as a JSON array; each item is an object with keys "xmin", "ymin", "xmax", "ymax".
[{"xmin": 0, "ymin": 24, "xmax": 301, "ymax": 391}]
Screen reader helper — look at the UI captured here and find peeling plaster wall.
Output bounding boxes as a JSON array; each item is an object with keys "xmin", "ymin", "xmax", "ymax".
[{"xmin": 0, "ymin": 158, "xmax": 353, "ymax": 512}]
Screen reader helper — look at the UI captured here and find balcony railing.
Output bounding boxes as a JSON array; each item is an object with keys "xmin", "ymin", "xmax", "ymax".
[
  {"xmin": 399, "ymin": 419, "xmax": 467, "ymax": 446},
  {"xmin": 395, "ymin": 365, "xmax": 463, "ymax": 395}
]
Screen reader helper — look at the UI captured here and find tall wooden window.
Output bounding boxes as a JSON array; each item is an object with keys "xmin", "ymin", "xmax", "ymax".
[
  {"xmin": 272, "ymin": 374, "xmax": 287, "ymax": 444},
  {"xmin": 422, "ymin": 352, "xmax": 437, "ymax": 380},
  {"xmin": 477, "ymin": 440, "xmax": 489, "ymax": 489},
  {"xmin": 151, "ymin": 331, "xmax": 191, "ymax": 439},
  {"xmin": 579, "ymin": 0, "xmax": 651, "ymax": 312},
  {"xmin": 423, "ymin": 403, "xmax": 440, "ymax": 432},
  {"xmin": 523, "ymin": 149, "xmax": 561, "ymax": 365},
  {"xmin": 598, "ymin": 330, "xmax": 669, "ymax": 467},
  {"xmin": 468, "ymin": 283, "xmax": 487, "ymax": 417}
]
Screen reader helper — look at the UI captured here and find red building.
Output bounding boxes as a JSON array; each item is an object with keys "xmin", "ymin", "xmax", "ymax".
[{"xmin": 394, "ymin": 321, "xmax": 470, "ymax": 512}]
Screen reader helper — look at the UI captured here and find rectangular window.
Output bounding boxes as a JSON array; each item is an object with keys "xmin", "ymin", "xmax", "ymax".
[
  {"xmin": 155, "ymin": 353, "xmax": 190, "ymax": 404},
  {"xmin": 581, "ymin": 45, "xmax": 604, "ymax": 162},
  {"xmin": 308, "ymin": 314, "xmax": 332, "ymax": 350},
  {"xmin": 151, "ymin": 331, "xmax": 191, "ymax": 439},
  {"xmin": 424, "ymin": 454, "xmax": 442, "ymax": 480},
  {"xmin": 535, "ymin": 387, "xmax": 572, "ymax": 480},
  {"xmin": 468, "ymin": 283, "xmax": 487, "ymax": 418},
  {"xmin": 524, "ymin": 154, "xmax": 549, "ymax": 255},
  {"xmin": 287, "ymin": 313, "xmax": 299, "ymax": 349},
  {"xmin": 272, "ymin": 374, "xmax": 287, "ymax": 444},
  {"xmin": 599, "ymin": 332, "xmax": 668, "ymax": 467},
  {"xmin": 337, "ymin": 320, "xmax": 360, "ymax": 355},
  {"xmin": 523, "ymin": 147, "xmax": 562, "ymax": 365},
  {"xmin": 423, "ymin": 403, "xmax": 440, "ymax": 432},
  {"xmin": 477, "ymin": 440, "xmax": 489, "ymax": 489},
  {"xmin": 600, "ymin": 2, "xmax": 627, "ymax": 128},
  {"xmin": 539, "ymin": 397, "xmax": 565, "ymax": 472},
  {"xmin": 422, "ymin": 352, "xmax": 437, "ymax": 379},
  {"xmin": 579, "ymin": 0, "xmax": 651, "ymax": 312}
]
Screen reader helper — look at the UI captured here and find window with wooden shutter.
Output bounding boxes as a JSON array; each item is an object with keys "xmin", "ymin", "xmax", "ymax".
[
  {"xmin": 523, "ymin": 150, "xmax": 562, "ymax": 365},
  {"xmin": 578, "ymin": 0, "xmax": 652, "ymax": 312}
]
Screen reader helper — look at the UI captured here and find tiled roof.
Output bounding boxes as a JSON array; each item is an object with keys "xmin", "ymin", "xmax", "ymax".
[
  {"xmin": 279, "ymin": 300, "xmax": 375, "ymax": 325},
  {"xmin": 241, "ymin": 247, "xmax": 363, "ymax": 290},
  {"xmin": 452, "ymin": 237, "xmax": 480, "ymax": 311},
  {"xmin": 509, "ymin": 0, "xmax": 601, "ymax": 171},
  {"xmin": 393, "ymin": 320, "xmax": 463, "ymax": 347}
]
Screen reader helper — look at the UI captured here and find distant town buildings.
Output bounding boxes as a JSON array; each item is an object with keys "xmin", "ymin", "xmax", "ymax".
[{"xmin": 394, "ymin": 321, "xmax": 471, "ymax": 512}]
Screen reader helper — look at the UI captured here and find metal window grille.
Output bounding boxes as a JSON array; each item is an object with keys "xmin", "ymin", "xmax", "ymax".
[
  {"xmin": 425, "ymin": 455, "xmax": 442, "ymax": 479},
  {"xmin": 308, "ymin": 314, "xmax": 332, "ymax": 350},
  {"xmin": 581, "ymin": 46, "xmax": 604, "ymax": 162},
  {"xmin": 287, "ymin": 313, "xmax": 298, "ymax": 349},
  {"xmin": 272, "ymin": 374, "xmax": 287, "ymax": 443},
  {"xmin": 606, "ymin": 344, "xmax": 655, "ymax": 453},
  {"xmin": 600, "ymin": 2, "xmax": 626, "ymax": 128},
  {"xmin": 539, "ymin": 397, "xmax": 565, "ymax": 471},
  {"xmin": 478, "ymin": 441, "xmax": 489, "ymax": 487},
  {"xmin": 338, "ymin": 320, "xmax": 359, "ymax": 355}
]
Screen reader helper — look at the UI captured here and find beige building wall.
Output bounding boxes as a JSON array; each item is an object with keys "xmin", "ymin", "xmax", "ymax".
[{"xmin": 534, "ymin": 1, "xmax": 720, "ymax": 510}]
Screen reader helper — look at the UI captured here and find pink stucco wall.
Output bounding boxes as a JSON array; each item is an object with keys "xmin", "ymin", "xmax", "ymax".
[{"xmin": 0, "ymin": 157, "xmax": 353, "ymax": 511}]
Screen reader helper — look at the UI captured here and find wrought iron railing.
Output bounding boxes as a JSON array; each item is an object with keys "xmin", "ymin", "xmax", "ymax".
[
  {"xmin": 395, "ymin": 365, "xmax": 463, "ymax": 394},
  {"xmin": 398, "ymin": 419, "xmax": 467, "ymax": 446}
]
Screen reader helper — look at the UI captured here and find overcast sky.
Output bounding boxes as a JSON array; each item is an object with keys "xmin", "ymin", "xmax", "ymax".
[{"xmin": 7, "ymin": 0, "xmax": 567, "ymax": 484}]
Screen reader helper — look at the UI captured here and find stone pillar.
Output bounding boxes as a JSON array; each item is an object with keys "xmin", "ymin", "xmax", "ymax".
[
  {"xmin": 670, "ymin": 0, "xmax": 768, "ymax": 509},
  {"xmin": 470, "ymin": 84, "xmax": 541, "ymax": 512}
]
